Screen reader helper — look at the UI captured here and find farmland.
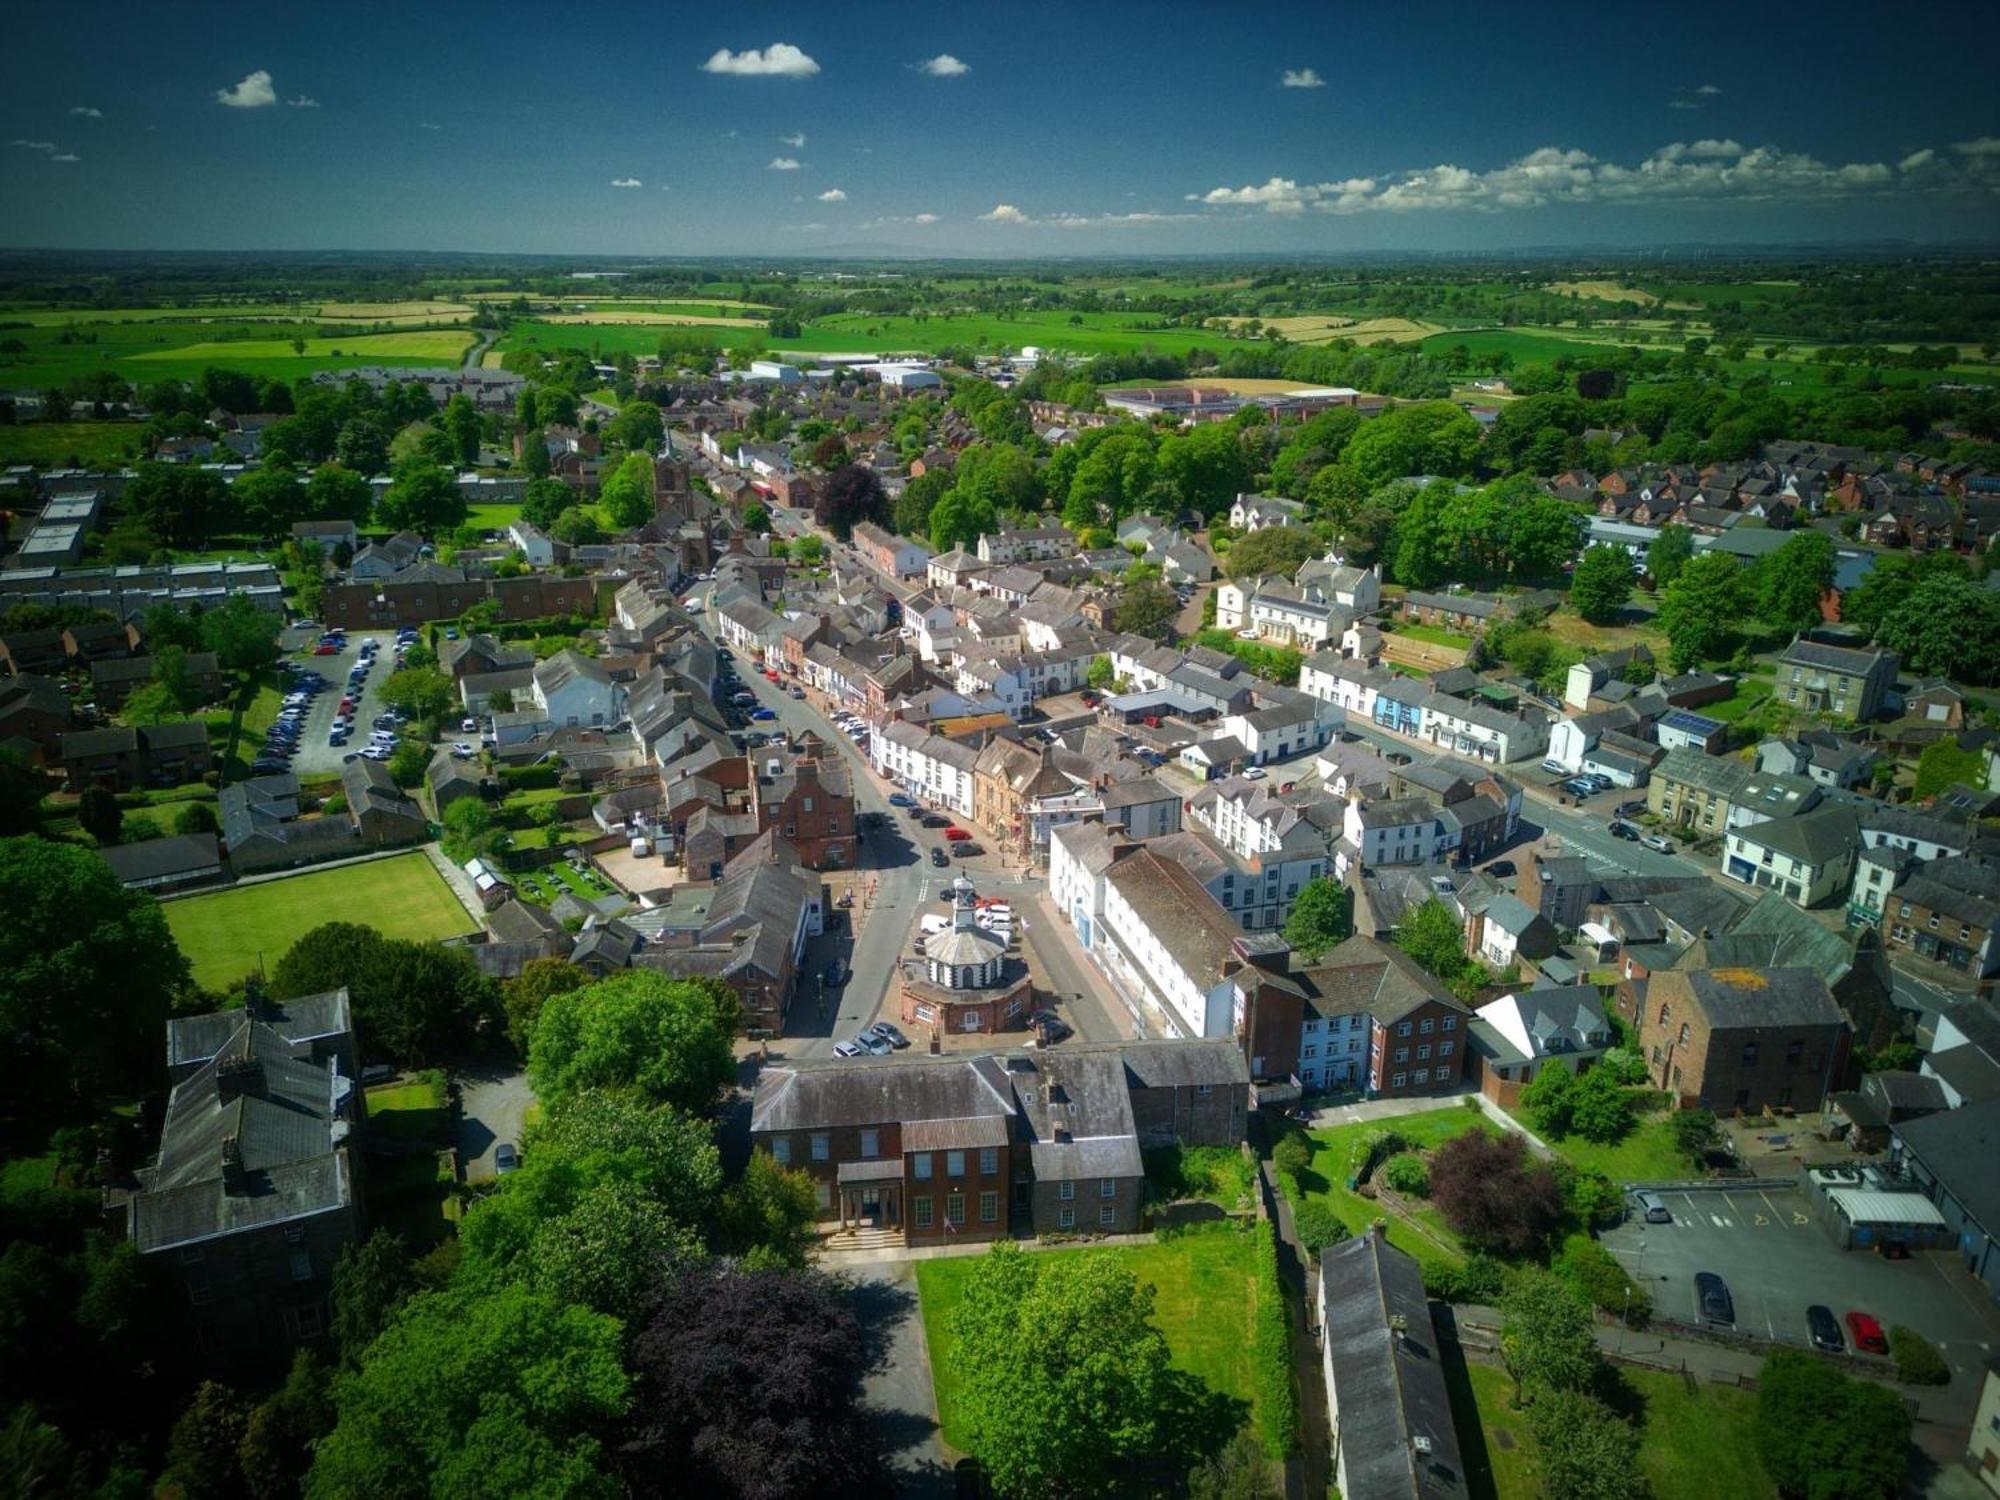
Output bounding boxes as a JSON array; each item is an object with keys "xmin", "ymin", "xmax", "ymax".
[
  {"xmin": 163, "ymin": 851, "xmax": 476, "ymax": 988},
  {"xmin": 1, "ymin": 320, "xmax": 474, "ymax": 387},
  {"xmin": 0, "ymin": 420, "xmax": 146, "ymax": 468},
  {"xmin": 1223, "ymin": 314, "xmax": 1443, "ymax": 345}
]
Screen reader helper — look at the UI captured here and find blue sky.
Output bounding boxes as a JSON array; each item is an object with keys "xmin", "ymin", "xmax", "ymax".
[{"xmin": 4, "ymin": 0, "xmax": 1998, "ymax": 256}]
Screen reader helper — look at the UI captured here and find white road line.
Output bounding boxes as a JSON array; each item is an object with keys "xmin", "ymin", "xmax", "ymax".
[{"xmin": 1710, "ymin": 1214, "xmax": 1727, "ymax": 1228}]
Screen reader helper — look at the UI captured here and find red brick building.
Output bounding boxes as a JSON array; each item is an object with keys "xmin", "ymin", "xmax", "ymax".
[
  {"xmin": 747, "ymin": 748, "xmax": 855, "ymax": 871},
  {"xmin": 1620, "ymin": 966, "xmax": 1848, "ymax": 1114},
  {"xmin": 1291, "ymin": 935, "xmax": 1475, "ymax": 1099}
]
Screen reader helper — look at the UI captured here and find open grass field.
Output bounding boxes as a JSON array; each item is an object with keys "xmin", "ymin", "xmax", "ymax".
[
  {"xmin": 1, "ymin": 300, "xmax": 473, "ymax": 326},
  {"xmin": 1223, "ymin": 314, "xmax": 1444, "ymax": 345},
  {"xmin": 1545, "ymin": 280, "xmax": 1690, "ymax": 308},
  {"xmin": 1287, "ymin": 1107, "xmax": 1498, "ymax": 1278},
  {"xmin": 1504, "ymin": 1102, "xmax": 1692, "ymax": 1182},
  {"xmin": 915, "ymin": 1224, "xmax": 1276, "ymax": 1453},
  {"xmin": 1100, "ymin": 375, "xmax": 1348, "ymax": 395},
  {"xmin": 164, "ymin": 851, "xmax": 475, "ymax": 988},
  {"xmin": 0, "ymin": 421, "xmax": 145, "ymax": 468},
  {"xmin": 130, "ymin": 329, "xmax": 472, "ymax": 368},
  {"xmin": 5, "ymin": 321, "xmax": 471, "ymax": 387},
  {"xmin": 537, "ymin": 310, "xmax": 767, "ymax": 328},
  {"xmin": 1454, "ymin": 1358, "xmax": 1772, "ymax": 1500}
]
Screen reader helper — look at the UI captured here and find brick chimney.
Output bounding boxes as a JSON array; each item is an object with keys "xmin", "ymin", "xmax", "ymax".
[{"xmin": 220, "ymin": 1134, "xmax": 248, "ymax": 1195}]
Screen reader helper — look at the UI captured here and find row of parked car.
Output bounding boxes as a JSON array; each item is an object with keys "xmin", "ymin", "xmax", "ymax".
[{"xmin": 834, "ymin": 1020, "xmax": 909, "ymax": 1057}]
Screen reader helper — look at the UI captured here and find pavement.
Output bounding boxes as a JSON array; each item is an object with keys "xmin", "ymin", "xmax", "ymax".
[
  {"xmin": 457, "ymin": 1065, "xmax": 534, "ymax": 1182},
  {"xmin": 843, "ymin": 1260, "xmax": 955, "ymax": 1498}
]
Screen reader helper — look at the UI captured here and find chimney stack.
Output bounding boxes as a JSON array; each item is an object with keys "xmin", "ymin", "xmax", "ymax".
[{"xmin": 220, "ymin": 1134, "xmax": 247, "ymax": 1195}]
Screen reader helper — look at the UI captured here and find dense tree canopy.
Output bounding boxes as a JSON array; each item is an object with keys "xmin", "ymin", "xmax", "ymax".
[
  {"xmin": 599, "ymin": 451, "xmax": 658, "ymax": 530},
  {"xmin": 814, "ymin": 463, "xmax": 888, "ymax": 540},
  {"xmin": 528, "ymin": 972, "xmax": 739, "ymax": 1116},
  {"xmin": 271, "ymin": 923, "xmax": 498, "ymax": 1065},
  {"xmin": 376, "ymin": 457, "xmax": 467, "ymax": 536},
  {"xmin": 1430, "ymin": 1130, "xmax": 1565, "ymax": 1257},
  {"xmin": 1569, "ymin": 544, "xmax": 1636, "ymax": 624},
  {"xmin": 1655, "ymin": 552, "xmax": 1747, "ymax": 670},
  {"xmin": 1754, "ymin": 1349, "xmax": 1911, "ymax": 1500}
]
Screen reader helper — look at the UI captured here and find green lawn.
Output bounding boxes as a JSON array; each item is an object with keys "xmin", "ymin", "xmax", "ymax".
[
  {"xmin": 0, "ymin": 421, "xmax": 146, "ymax": 468},
  {"xmin": 2, "ymin": 320, "xmax": 470, "ymax": 388},
  {"xmin": 204, "ymin": 669, "xmax": 286, "ymax": 783},
  {"xmin": 164, "ymin": 851, "xmax": 474, "ymax": 988},
  {"xmin": 1288, "ymin": 1107, "xmax": 1498, "ymax": 1278},
  {"xmin": 1505, "ymin": 1103, "xmax": 1693, "ymax": 1183},
  {"xmin": 1143, "ymin": 1144, "xmax": 1256, "ymax": 1210},
  {"xmin": 512, "ymin": 859, "xmax": 618, "ymax": 907},
  {"xmin": 1457, "ymin": 1358, "xmax": 1773, "ymax": 1500},
  {"xmin": 1397, "ymin": 622, "xmax": 1476, "ymax": 650},
  {"xmin": 366, "ymin": 1070, "xmax": 450, "ymax": 1145},
  {"xmin": 916, "ymin": 1225, "xmax": 1274, "ymax": 1453}
]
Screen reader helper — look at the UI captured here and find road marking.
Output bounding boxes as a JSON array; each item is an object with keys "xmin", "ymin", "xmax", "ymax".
[
  {"xmin": 1792, "ymin": 1211, "xmax": 1808, "ymax": 1226},
  {"xmin": 1758, "ymin": 1191, "xmax": 1786, "ymax": 1225},
  {"xmin": 1710, "ymin": 1214, "xmax": 1727, "ymax": 1228},
  {"xmin": 1753, "ymin": 1213, "xmax": 1768, "ymax": 1226}
]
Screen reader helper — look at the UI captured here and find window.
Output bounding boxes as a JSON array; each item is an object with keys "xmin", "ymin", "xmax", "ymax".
[
  {"xmin": 810, "ymin": 1133, "xmax": 829, "ymax": 1163},
  {"xmin": 1197, "ymin": 1083, "xmax": 1213, "ymax": 1096},
  {"xmin": 979, "ymin": 1146, "xmax": 998, "ymax": 1175},
  {"xmin": 1394, "ymin": 1047, "xmax": 1409, "ymax": 1063},
  {"xmin": 284, "ymin": 1224, "xmax": 306, "ymax": 1245},
  {"xmin": 1391, "ymin": 1073, "xmax": 1408, "ymax": 1089},
  {"xmin": 188, "ymin": 1282, "xmax": 213, "ymax": 1307},
  {"xmin": 979, "ymin": 1191, "xmax": 998, "ymax": 1223},
  {"xmin": 1397, "ymin": 1021, "xmax": 1413, "ymax": 1037},
  {"xmin": 1420, "ymin": 1018, "xmax": 1435, "ymax": 1034},
  {"xmin": 913, "ymin": 1197, "xmax": 933, "ymax": 1228},
  {"xmin": 816, "ymin": 1179, "xmax": 832, "ymax": 1209},
  {"xmin": 947, "ymin": 1150, "xmax": 966, "ymax": 1178},
  {"xmin": 1417, "ymin": 1044, "xmax": 1431, "ymax": 1060},
  {"xmin": 178, "ymin": 1245, "xmax": 203, "ymax": 1265},
  {"xmin": 1059, "ymin": 1207, "xmax": 1076, "ymax": 1229},
  {"xmin": 1059, "ymin": 1179, "xmax": 1076, "ymax": 1200},
  {"xmin": 1785, "ymin": 1039, "xmax": 1804, "ymax": 1065},
  {"xmin": 1658, "ymin": 1003, "xmax": 1671, "ymax": 1025},
  {"xmin": 860, "ymin": 1129, "xmax": 879, "ymax": 1159},
  {"xmin": 291, "ymin": 1304, "xmax": 322, "ymax": 1340},
  {"xmin": 1412, "ymin": 1069, "xmax": 1428, "ymax": 1085},
  {"xmin": 1741, "ymin": 1042, "xmax": 1759, "ymax": 1067},
  {"xmin": 1100, "ymin": 1178, "xmax": 1116, "ymax": 1199},
  {"xmin": 1678, "ymin": 1023, "xmax": 1690, "ymax": 1046},
  {"xmin": 1440, "ymin": 1040, "xmax": 1454, "ymax": 1057},
  {"xmin": 1100, "ymin": 1205, "xmax": 1117, "ymax": 1227},
  {"xmin": 289, "ymin": 1250, "xmax": 312, "ymax": 1283},
  {"xmin": 770, "ymin": 1137, "xmax": 791, "ymax": 1166},
  {"xmin": 1441, "ymin": 1015, "xmax": 1456, "ymax": 1031},
  {"xmin": 946, "ymin": 1195, "xmax": 966, "ymax": 1226},
  {"xmin": 913, "ymin": 1152, "xmax": 933, "ymax": 1180}
]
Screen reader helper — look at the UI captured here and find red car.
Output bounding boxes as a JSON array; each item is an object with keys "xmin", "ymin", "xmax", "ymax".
[
  {"xmin": 312, "ymin": 643, "xmax": 339, "ymax": 656},
  {"xmin": 943, "ymin": 826, "xmax": 972, "ymax": 842},
  {"xmin": 764, "ymin": 669, "xmax": 782, "ymax": 682},
  {"xmin": 1845, "ymin": 1311, "xmax": 1889, "ymax": 1355}
]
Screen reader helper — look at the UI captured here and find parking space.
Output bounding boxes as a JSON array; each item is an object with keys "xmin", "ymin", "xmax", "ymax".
[
  {"xmin": 285, "ymin": 630, "xmax": 408, "ymax": 778},
  {"xmin": 1601, "ymin": 1186, "xmax": 2000, "ymax": 1383}
]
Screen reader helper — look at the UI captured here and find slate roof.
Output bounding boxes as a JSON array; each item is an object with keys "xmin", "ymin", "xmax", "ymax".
[
  {"xmin": 1103, "ymin": 849, "xmax": 1243, "ymax": 990},
  {"xmin": 166, "ymin": 990, "xmax": 351, "ymax": 1072},
  {"xmin": 1294, "ymin": 934, "xmax": 1466, "ymax": 1026},
  {"xmin": 1782, "ymin": 638, "xmax": 1893, "ymax": 676},
  {"xmin": 1320, "ymin": 1233, "xmax": 1468, "ymax": 1499},
  {"xmin": 98, "ymin": 833, "xmax": 222, "ymax": 886},
  {"xmin": 1659, "ymin": 966, "xmax": 1845, "ymax": 1031},
  {"xmin": 1894, "ymin": 1100, "xmax": 2000, "ymax": 1236},
  {"xmin": 1730, "ymin": 806, "xmax": 1859, "ymax": 866}
]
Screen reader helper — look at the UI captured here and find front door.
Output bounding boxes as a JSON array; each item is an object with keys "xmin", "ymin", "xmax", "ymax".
[
  {"xmin": 859, "ymin": 1187, "xmax": 881, "ymax": 1227},
  {"xmin": 1012, "ymin": 1179, "xmax": 1031, "ymax": 1213}
]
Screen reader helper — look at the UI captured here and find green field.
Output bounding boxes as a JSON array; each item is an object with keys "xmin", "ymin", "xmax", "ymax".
[
  {"xmin": 915, "ymin": 1225, "xmax": 1275, "ymax": 1453},
  {"xmin": 1286, "ymin": 1107, "xmax": 1499, "ymax": 1277},
  {"xmin": 2, "ymin": 322, "xmax": 470, "ymax": 388},
  {"xmin": 164, "ymin": 851, "xmax": 474, "ymax": 987},
  {"xmin": 1504, "ymin": 1102, "xmax": 1692, "ymax": 1183},
  {"xmin": 0, "ymin": 421, "xmax": 145, "ymax": 468},
  {"xmin": 1454, "ymin": 1358, "xmax": 1773, "ymax": 1500}
]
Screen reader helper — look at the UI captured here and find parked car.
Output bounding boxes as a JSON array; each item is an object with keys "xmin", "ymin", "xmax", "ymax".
[
  {"xmin": 789, "ymin": 686, "xmax": 805, "ymax": 699},
  {"xmin": 494, "ymin": 1143, "xmax": 520, "ymax": 1176},
  {"xmin": 1633, "ymin": 1190, "xmax": 1672, "ymax": 1224},
  {"xmin": 832, "ymin": 1039, "xmax": 864, "ymax": 1058},
  {"xmin": 461, "ymin": 717, "xmax": 480, "ymax": 732},
  {"xmin": 750, "ymin": 707, "xmax": 777, "ymax": 721},
  {"xmin": 855, "ymin": 1032, "xmax": 892, "ymax": 1057},
  {"xmin": 1241, "ymin": 767, "xmax": 1267, "ymax": 781},
  {"xmin": 1845, "ymin": 1311, "xmax": 1888, "ymax": 1355},
  {"xmin": 870, "ymin": 1022, "xmax": 910, "ymax": 1050},
  {"xmin": 1806, "ymin": 1305, "xmax": 1845, "ymax": 1353},
  {"xmin": 1615, "ymin": 799, "xmax": 1649, "ymax": 818},
  {"xmin": 1640, "ymin": 834, "xmax": 1674, "ymax": 854},
  {"xmin": 943, "ymin": 826, "xmax": 972, "ymax": 841},
  {"xmin": 1029, "ymin": 1011, "xmax": 1073, "ymax": 1043},
  {"xmin": 1695, "ymin": 1272, "xmax": 1735, "ymax": 1327},
  {"xmin": 919, "ymin": 812, "xmax": 951, "ymax": 828},
  {"xmin": 451, "ymin": 741, "xmax": 476, "ymax": 757},
  {"xmin": 888, "ymin": 793, "xmax": 917, "ymax": 808},
  {"xmin": 821, "ymin": 960, "xmax": 847, "ymax": 986},
  {"xmin": 953, "ymin": 842, "xmax": 985, "ymax": 858},
  {"xmin": 930, "ymin": 846, "xmax": 949, "ymax": 867},
  {"xmin": 1608, "ymin": 821, "xmax": 1640, "ymax": 841},
  {"xmin": 1541, "ymin": 757, "xmax": 1568, "ymax": 775}
]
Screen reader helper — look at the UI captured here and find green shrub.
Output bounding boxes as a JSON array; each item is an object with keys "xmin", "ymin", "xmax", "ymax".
[
  {"xmin": 1294, "ymin": 1201, "xmax": 1349, "ymax": 1257},
  {"xmin": 1348, "ymin": 1129, "xmax": 1406, "ymax": 1187},
  {"xmin": 1888, "ymin": 1325, "xmax": 1949, "ymax": 1385},
  {"xmin": 1555, "ymin": 1163, "xmax": 1625, "ymax": 1231},
  {"xmin": 1422, "ymin": 1252, "xmax": 1507, "ymax": 1305},
  {"xmin": 1557, "ymin": 1234, "xmax": 1650, "ymax": 1326},
  {"xmin": 1250, "ymin": 1222, "xmax": 1299, "ymax": 1458},
  {"xmin": 1272, "ymin": 1133, "xmax": 1311, "ymax": 1179},
  {"xmin": 1381, "ymin": 1153, "xmax": 1430, "ymax": 1198},
  {"xmin": 499, "ymin": 763, "xmax": 561, "ymax": 791}
]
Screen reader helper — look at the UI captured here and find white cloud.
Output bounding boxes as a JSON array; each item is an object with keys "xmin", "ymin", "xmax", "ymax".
[
  {"xmin": 1280, "ymin": 68, "xmax": 1326, "ymax": 89},
  {"xmin": 1953, "ymin": 136, "xmax": 2000, "ymax": 159},
  {"xmin": 51, "ymin": 153, "xmax": 78, "ymax": 163},
  {"xmin": 419, "ymin": 121, "xmax": 442, "ymax": 131},
  {"xmin": 780, "ymin": 131, "xmax": 806, "ymax": 148},
  {"xmin": 817, "ymin": 188, "xmax": 847, "ymax": 201},
  {"xmin": 69, "ymin": 106, "xmax": 101, "ymax": 118},
  {"xmin": 286, "ymin": 95, "xmax": 319, "ymax": 108},
  {"xmin": 973, "ymin": 203, "xmax": 1192, "ymax": 229},
  {"xmin": 1668, "ymin": 99, "xmax": 1701, "ymax": 111},
  {"xmin": 768, "ymin": 156, "xmax": 802, "ymax": 171},
  {"xmin": 1696, "ymin": 83, "xmax": 1723, "ymax": 96},
  {"xmin": 11, "ymin": 139, "xmax": 58, "ymax": 153},
  {"xmin": 859, "ymin": 212, "xmax": 941, "ymax": 229},
  {"xmin": 1185, "ymin": 138, "xmax": 1960, "ymax": 215},
  {"xmin": 610, "ymin": 177, "xmax": 643, "ymax": 188},
  {"xmin": 215, "ymin": 69, "xmax": 277, "ymax": 108},
  {"xmin": 918, "ymin": 54, "xmax": 970, "ymax": 77},
  {"xmin": 914, "ymin": 212, "xmax": 938, "ymax": 224},
  {"xmin": 782, "ymin": 221, "xmax": 829, "ymax": 232},
  {"xmin": 700, "ymin": 43, "xmax": 819, "ymax": 78},
  {"xmin": 1899, "ymin": 148, "xmax": 1936, "ymax": 172},
  {"xmin": 980, "ymin": 203, "xmax": 1029, "ymax": 223}
]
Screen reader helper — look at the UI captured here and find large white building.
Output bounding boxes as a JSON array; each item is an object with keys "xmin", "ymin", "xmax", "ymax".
[{"xmin": 869, "ymin": 721, "xmax": 979, "ymax": 816}]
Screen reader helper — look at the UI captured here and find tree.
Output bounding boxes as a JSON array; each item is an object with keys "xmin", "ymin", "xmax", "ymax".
[
  {"xmin": 335, "ymin": 417, "xmax": 390, "ymax": 477},
  {"xmin": 376, "ymin": 458, "xmax": 467, "ymax": 536},
  {"xmin": 1570, "ymin": 545, "xmax": 1636, "ymax": 624},
  {"xmin": 441, "ymin": 393, "xmax": 481, "ymax": 467},
  {"xmin": 1394, "ymin": 899, "xmax": 1470, "ymax": 985},
  {"xmin": 949, "ymin": 1244, "xmax": 1187, "ymax": 1498},
  {"xmin": 387, "ymin": 742, "xmax": 429, "ymax": 789},
  {"xmin": 741, "ymin": 503, "xmax": 770, "ymax": 533},
  {"xmin": 234, "ymin": 462, "xmax": 308, "ymax": 535},
  {"xmin": 200, "ymin": 593, "xmax": 283, "ymax": 674},
  {"xmin": 1754, "ymin": 1349, "xmax": 1911, "ymax": 1500},
  {"xmin": 1293, "ymin": 1200, "xmax": 1350, "ymax": 1257},
  {"xmin": 440, "ymin": 796, "xmax": 498, "ymax": 863},
  {"xmin": 1223, "ymin": 524, "xmax": 1320, "ymax": 581},
  {"xmin": 1113, "ymin": 578, "xmax": 1181, "ymax": 641},
  {"xmin": 1913, "ymin": 737, "xmax": 1986, "ymax": 798},
  {"xmin": 1500, "ymin": 1271, "xmax": 1601, "ymax": 1404},
  {"xmin": 331, "ymin": 1232, "xmax": 418, "ymax": 1368},
  {"xmin": 1645, "ymin": 523, "xmax": 1695, "ymax": 588},
  {"xmin": 529, "ymin": 971, "xmax": 737, "ymax": 1116},
  {"xmin": 1282, "ymin": 878, "xmax": 1353, "ymax": 962},
  {"xmin": 306, "ymin": 464, "xmax": 374, "ymax": 525},
  {"xmin": 1085, "ymin": 654, "xmax": 1114, "ymax": 690},
  {"xmin": 305, "ymin": 1283, "xmax": 627, "ymax": 1500},
  {"xmin": 719, "ymin": 1151, "xmax": 819, "ymax": 1269},
  {"xmin": 618, "ymin": 1262, "xmax": 887, "ymax": 1500},
  {"xmin": 175, "ymin": 800, "xmax": 221, "ymax": 837},
  {"xmin": 815, "ymin": 463, "xmax": 888, "ymax": 541},
  {"xmin": 1655, "ymin": 552, "xmax": 1746, "ymax": 671},
  {"xmin": 1529, "ymin": 1389, "xmax": 1647, "ymax": 1500},
  {"xmin": 120, "ymin": 676, "xmax": 182, "ymax": 725},
  {"xmin": 272, "ymin": 924, "xmax": 497, "ymax": 1065},
  {"xmin": 893, "ymin": 468, "xmax": 954, "ymax": 538},
  {"xmin": 0, "ymin": 749, "xmax": 42, "ymax": 838},
  {"xmin": 549, "ymin": 505, "xmax": 605, "ymax": 545},
  {"xmin": 1877, "ymin": 575, "xmax": 2000, "ymax": 684},
  {"xmin": 1390, "ymin": 480, "xmax": 1454, "ymax": 588},
  {"xmin": 125, "ymin": 461, "xmax": 227, "ymax": 548},
  {"xmin": 1755, "ymin": 531, "xmax": 1837, "ymax": 637},
  {"xmin": 77, "ymin": 785, "xmax": 124, "ymax": 846},
  {"xmin": 379, "ymin": 665, "xmax": 454, "ymax": 722},
  {"xmin": 503, "ymin": 956, "xmax": 588, "ymax": 1050},
  {"xmin": 239, "ymin": 1351, "xmax": 335, "ymax": 1500},
  {"xmin": 1188, "ymin": 1432, "xmax": 1284, "ymax": 1500},
  {"xmin": 603, "ymin": 401, "xmax": 663, "ymax": 453},
  {"xmin": 1519, "ymin": 1063, "xmax": 1581, "ymax": 1137},
  {"xmin": 1568, "ymin": 1067, "xmax": 1635, "ymax": 1144},
  {"xmin": 599, "ymin": 450, "xmax": 658, "ymax": 530},
  {"xmin": 521, "ymin": 477, "xmax": 573, "ymax": 531},
  {"xmin": 1667, "ymin": 1108, "xmax": 1719, "ymax": 1166},
  {"xmin": 1337, "ymin": 401, "xmax": 1482, "ymax": 493},
  {"xmin": 1429, "ymin": 1130, "xmax": 1565, "ymax": 1258},
  {"xmin": 0, "ymin": 837, "xmax": 187, "ymax": 1131},
  {"xmin": 161, "ymin": 1381, "xmax": 250, "ymax": 1500}
]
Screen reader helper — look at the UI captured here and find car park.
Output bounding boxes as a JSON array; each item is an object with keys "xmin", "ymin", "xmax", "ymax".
[
  {"xmin": 1807, "ymin": 1304, "xmax": 1845, "ymax": 1352},
  {"xmin": 1695, "ymin": 1272, "xmax": 1735, "ymax": 1327},
  {"xmin": 1633, "ymin": 1190, "xmax": 1671, "ymax": 1223},
  {"xmin": 1845, "ymin": 1310, "xmax": 1888, "ymax": 1355}
]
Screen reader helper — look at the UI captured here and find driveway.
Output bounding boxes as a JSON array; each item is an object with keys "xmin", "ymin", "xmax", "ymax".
[
  {"xmin": 844, "ymin": 1260, "xmax": 954, "ymax": 1498},
  {"xmin": 1599, "ymin": 1186, "xmax": 2000, "ymax": 1411},
  {"xmin": 457, "ymin": 1065, "xmax": 535, "ymax": 1182}
]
